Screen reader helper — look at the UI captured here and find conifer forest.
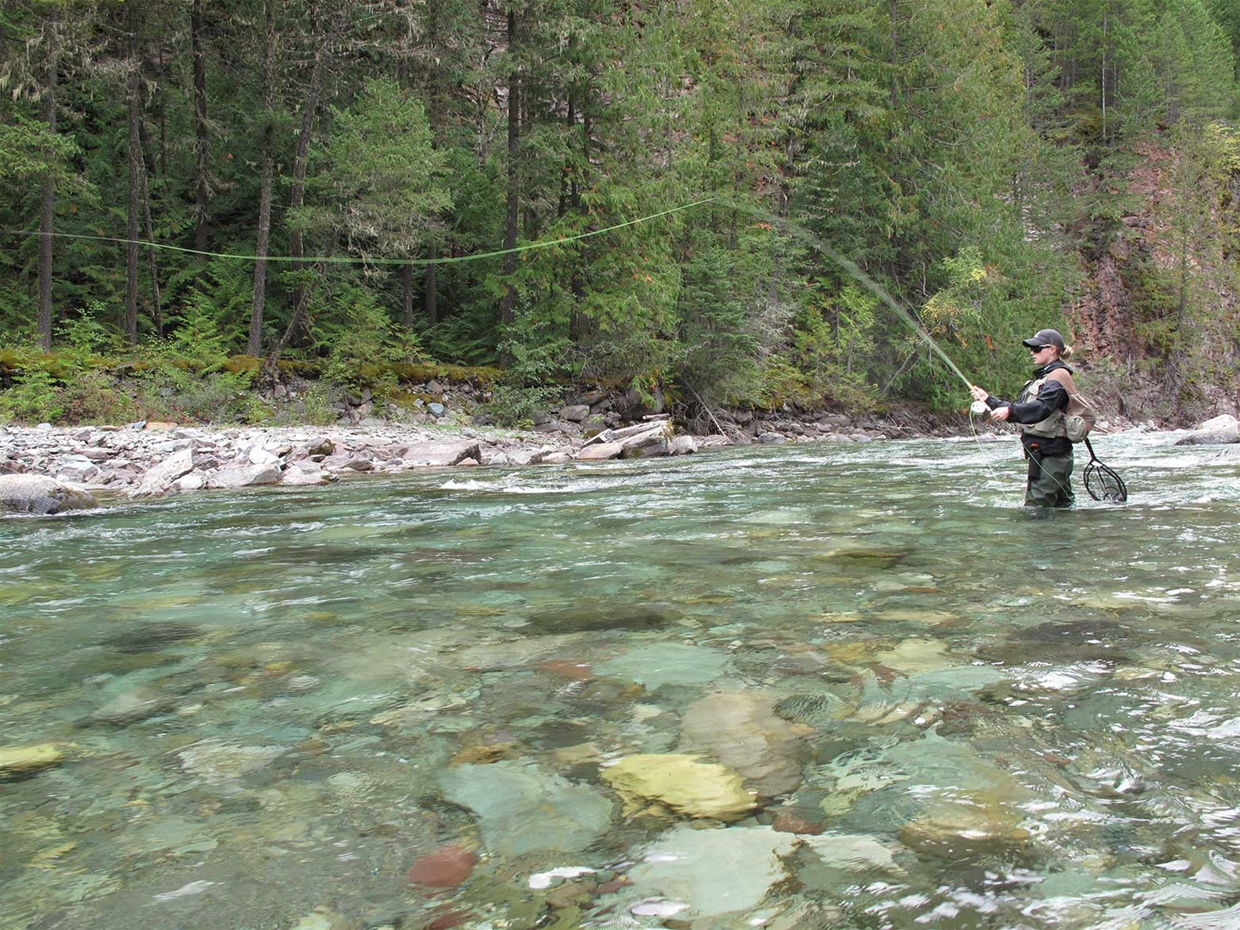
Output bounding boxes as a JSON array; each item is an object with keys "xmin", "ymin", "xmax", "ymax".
[{"xmin": 1, "ymin": 0, "xmax": 1238, "ymax": 427}]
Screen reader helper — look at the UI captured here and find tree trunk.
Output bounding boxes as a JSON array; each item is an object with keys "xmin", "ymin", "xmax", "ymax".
[
  {"xmin": 191, "ymin": 0, "xmax": 210, "ymax": 253},
  {"xmin": 499, "ymin": 7, "xmax": 520, "ymax": 328},
  {"xmin": 280, "ymin": 28, "xmax": 328, "ymax": 352},
  {"xmin": 401, "ymin": 262, "xmax": 415, "ymax": 330},
  {"xmin": 37, "ymin": 17, "xmax": 59, "ymax": 353},
  {"xmin": 125, "ymin": 8, "xmax": 142, "ymax": 345},
  {"xmin": 248, "ymin": 0, "xmax": 275, "ymax": 357},
  {"xmin": 425, "ymin": 243, "xmax": 438, "ymax": 326},
  {"xmin": 138, "ymin": 146, "xmax": 162, "ymax": 336}
]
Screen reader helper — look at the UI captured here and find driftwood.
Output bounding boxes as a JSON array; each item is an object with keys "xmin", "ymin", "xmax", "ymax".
[{"xmin": 577, "ymin": 421, "xmax": 673, "ymax": 461}]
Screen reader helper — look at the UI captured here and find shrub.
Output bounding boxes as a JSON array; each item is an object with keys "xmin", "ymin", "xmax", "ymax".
[{"xmin": 0, "ymin": 368, "xmax": 65, "ymax": 424}]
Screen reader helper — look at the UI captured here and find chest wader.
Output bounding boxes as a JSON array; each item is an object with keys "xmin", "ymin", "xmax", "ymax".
[{"xmin": 1018, "ymin": 379, "xmax": 1075, "ymax": 509}]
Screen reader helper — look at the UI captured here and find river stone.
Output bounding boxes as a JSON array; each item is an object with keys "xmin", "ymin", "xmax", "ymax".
[
  {"xmin": 291, "ymin": 908, "xmax": 358, "ymax": 930},
  {"xmin": 0, "ymin": 474, "xmax": 96, "ymax": 514},
  {"xmin": 678, "ymin": 692, "xmax": 812, "ymax": 798},
  {"xmin": 397, "ymin": 440, "xmax": 480, "ymax": 466},
  {"xmin": 90, "ymin": 687, "xmax": 170, "ymax": 725},
  {"xmin": 438, "ymin": 760, "xmax": 613, "ymax": 857},
  {"xmin": 801, "ymin": 832, "xmax": 906, "ymax": 875},
  {"xmin": 593, "ymin": 643, "xmax": 730, "ymax": 690},
  {"xmin": 600, "ymin": 753, "xmax": 757, "ymax": 821},
  {"xmin": 281, "ymin": 463, "xmax": 329, "ymax": 486},
  {"xmin": 177, "ymin": 740, "xmax": 287, "ymax": 782},
  {"xmin": 0, "ymin": 743, "xmax": 68, "ymax": 778},
  {"xmin": 1174, "ymin": 414, "xmax": 1240, "ymax": 445},
  {"xmin": 884, "ymin": 729, "xmax": 1033, "ymax": 859},
  {"xmin": 625, "ymin": 824, "xmax": 798, "ymax": 918},
  {"xmin": 873, "ymin": 638, "xmax": 954, "ymax": 675},
  {"xmin": 207, "ymin": 463, "xmax": 282, "ymax": 489},
  {"xmin": 131, "ymin": 447, "xmax": 196, "ymax": 497},
  {"xmin": 575, "ymin": 440, "xmax": 626, "ymax": 461}
]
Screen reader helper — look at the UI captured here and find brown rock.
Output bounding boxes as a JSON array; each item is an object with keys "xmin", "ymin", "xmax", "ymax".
[
  {"xmin": 406, "ymin": 845, "xmax": 479, "ymax": 888},
  {"xmin": 538, "ymin": 659, "xmax": 594, "ymax": 681},
  {"xmin": 772, "ymin": 811, "xmax": 824, "ymax": 835}
]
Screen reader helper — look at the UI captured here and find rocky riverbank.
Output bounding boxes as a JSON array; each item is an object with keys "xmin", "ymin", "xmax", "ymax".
[
  {"xmin": 3, "ymin": 407, "xmax": 1233, "ymax": 512},
  {"xmin": 0, "ymin": 406, "xmax": 924, "ymax": 509}
]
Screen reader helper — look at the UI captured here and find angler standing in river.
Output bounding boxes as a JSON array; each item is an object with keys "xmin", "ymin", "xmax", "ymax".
[{"xmin": 970, "ymin": 329, "xmax": 1080, "ymax": 508}]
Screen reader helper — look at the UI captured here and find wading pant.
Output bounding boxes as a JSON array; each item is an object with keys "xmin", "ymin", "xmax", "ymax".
[{"xmin": 1026, "ymin": 452, "xmax": 1075, "ymax": 508}]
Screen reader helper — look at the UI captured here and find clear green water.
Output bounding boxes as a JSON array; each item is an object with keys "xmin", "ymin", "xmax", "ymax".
[{"xmin": 2, "ymin": 434, "xmax": 1238, "ymax": 930}]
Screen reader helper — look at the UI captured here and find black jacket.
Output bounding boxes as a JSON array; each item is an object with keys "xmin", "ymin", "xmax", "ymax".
[{"xmin": 985, "ymin": 360, "xmax": 1073, "ymax": 457}]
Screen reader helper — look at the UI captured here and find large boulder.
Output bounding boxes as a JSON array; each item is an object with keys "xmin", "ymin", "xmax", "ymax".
[
  {"xmin": 0, "ymin": 474, "xmax": 96, "ymax": 514},
  {"xmin": 207, "ymin": 463, "xmax": 282, "ymax": 489},
  {"xmin": 1175, "ymin": 414, "xmax": 1240, "ymax": 446},
  {"xmin": 396, "ymin": 440, "xmax": 482, "ymax": 467},
  {"xmin": 130, "ymin": 447, "xmax": 197, "ymax": 498}
]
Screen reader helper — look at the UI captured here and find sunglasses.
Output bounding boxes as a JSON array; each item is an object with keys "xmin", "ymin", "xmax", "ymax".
[{"xmin": 1029, "ymin": 344, "xmax": 1053, "ymax": 353}]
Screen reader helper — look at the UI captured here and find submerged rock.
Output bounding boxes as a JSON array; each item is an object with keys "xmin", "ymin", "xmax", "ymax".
[
  {"xmin": 600, "ymin": 753, "xmax": 757, "ymax": 821},
  {"xmin": 0, "ymin": 474, "xmax": 96, "ymax": 514},
  {"xmin": 406, "ymin": 845, "xmax": 479, "ymax": 887},
  {"xmin": 625, "ymin": 824, "xmax": 798, "ymax": 918},
  {"xmin": 438, "ymin": 760, "xmax": 613, "ymax": 857},
  {"xmin": 89, "ymin": 688, "xmax": 171, "ymax": 726},
  {"xmin": 593, "ymin": 643, "xmax": 730, "ymax": 690},
  {"xmin": 884, "ymin": 729, "xmax": 1035, "ymax": 860},
  {"xmin": 0, "ymin": 743, "xmax": 69, "ymax": 779},
  {"xmin": 177, "ymin": 740, "xmax": 287, "ymax": 782},
  {"xmin": 800, "ymin": 832, "xmax": 906, "ymax": 874},
  {"xmin": 678, "ymin": 692, "xmax": 812, "ymax": 798}
]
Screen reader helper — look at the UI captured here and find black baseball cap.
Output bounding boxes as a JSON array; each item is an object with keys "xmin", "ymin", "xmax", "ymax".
[{"xmin": 1022, "ymin": 328, "xmax": 1065, "ymax": 350}]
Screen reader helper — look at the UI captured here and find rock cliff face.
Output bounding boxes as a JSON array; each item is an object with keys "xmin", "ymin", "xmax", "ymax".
[
  {"xmin": 0, "ymin": 474, "xmax": 96, "ymax": 514},
  {"xmin": 1069, "ymin": 141, "xmax": 1240, "ymax": 426}
]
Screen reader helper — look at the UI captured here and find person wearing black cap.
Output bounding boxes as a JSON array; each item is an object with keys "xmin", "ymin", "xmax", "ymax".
[{"xmin": 969, "ymin": 329, "xmax": 1079, "ymax": 507}]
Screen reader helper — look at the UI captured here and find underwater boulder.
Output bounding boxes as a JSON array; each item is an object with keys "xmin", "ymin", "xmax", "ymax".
[
  {"xmin": 600, "ymin": 753, "xmax": 757, "ymax": 821},
  {"xmin": 678, "ymin": 692, "xmax": 812, "ymax": 798}
]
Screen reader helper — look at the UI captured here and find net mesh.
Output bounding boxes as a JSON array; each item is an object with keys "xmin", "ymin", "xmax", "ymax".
[{"xmin": 1084, "ymin": 460, "xmax": 1128, "ymax": 502}]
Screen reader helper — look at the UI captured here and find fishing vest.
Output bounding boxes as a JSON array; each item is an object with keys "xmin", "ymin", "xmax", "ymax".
[{"xmin": 1016, "ymin": 367, "xmax": 1096, "ymax": 443}]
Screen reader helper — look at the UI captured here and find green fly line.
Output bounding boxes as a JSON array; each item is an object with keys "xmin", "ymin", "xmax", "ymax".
[
  {"xmin": 12, "ymin": 191, "xmax": 1037, "ymax": 496},
  {"xmin": 3, "ymin": 196, "xmax": 720, "ymax": 268},
  {"xmin": 10, "ymin": 190, "xmax": 971, "ymax": 392}
]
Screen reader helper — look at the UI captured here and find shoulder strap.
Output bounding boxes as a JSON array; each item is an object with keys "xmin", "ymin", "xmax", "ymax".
[{"xmin": 1045, "ymin": 368, "xmax": 1076, "ymax": 393}]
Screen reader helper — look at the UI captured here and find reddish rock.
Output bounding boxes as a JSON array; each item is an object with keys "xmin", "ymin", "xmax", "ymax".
[
  {"xmin": 538, "ymin": 659, "xmax": 594, "ymax": 681},
  {"xmin": 772, "ymin": 811, "xmax": 825, "ymax": 835},
  {"xmin": 406, "ymin": 846, "xmax": 478, "ymax": 888}
]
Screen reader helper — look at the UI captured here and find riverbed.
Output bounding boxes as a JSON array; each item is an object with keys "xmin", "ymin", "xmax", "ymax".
[{"xmin": 1, "ymin": 432, "xmax": 1237, "ymax": 930}]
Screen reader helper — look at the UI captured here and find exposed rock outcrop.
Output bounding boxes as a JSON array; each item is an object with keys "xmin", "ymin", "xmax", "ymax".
[
  {"xmin": 1174, "ymin": 414, "xmax": 1240, "ymax": 446},
  {"xmin": 0, "ymin": 474, "xmax": 96, "ymax": 514}
]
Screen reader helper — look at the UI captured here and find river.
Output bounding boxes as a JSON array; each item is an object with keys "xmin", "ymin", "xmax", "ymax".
[{"xmin": 2, "ymin": 432, "xmax": 1238, "ymax": 929}]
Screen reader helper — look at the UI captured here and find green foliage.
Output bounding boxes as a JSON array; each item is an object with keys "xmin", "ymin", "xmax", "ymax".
[
  {"xmin": 0, "ymin": 0, "xmax": 1234, "ymax": 425},
  {"xmin": 152, "ymin": 293, "xmax": 234, "ymax": 372},
  {"xmin": 0, "ymin": 115, "xmax": 81, "ymax": 182},
  {"xmin": 486, "ymin": 315, "xmax": 571, "ymax": 428},
  {"xmin": 789, "ymin": 285, "xmax": 879, "ymax": 408},
  {"xmin": 294, "ymin": 77, "xmax": 452, "ymax": 260},
  {"xmin": 0, "ymin": 368, "xmax": 64, "ymax": 424},
  {"xmin": 56, "ymin": 301, "xmax": 118, "ymax": 361},
  {"xmin": 316, "ymin": 287, "xmax": 414, "ymax": 398}
]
